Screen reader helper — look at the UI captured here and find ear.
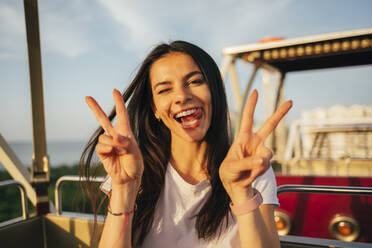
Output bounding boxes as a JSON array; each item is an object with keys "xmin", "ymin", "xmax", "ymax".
[
  {"xmin": 154, "ymin": 111, "xmax": 160, "ymax": 120},
  {"xmin": 151, "ymin": 102, "xmax": 160, "ymax": 120}
]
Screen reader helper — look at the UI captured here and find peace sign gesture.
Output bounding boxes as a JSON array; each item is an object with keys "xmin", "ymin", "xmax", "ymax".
[
  {"xmin": 86, "ymin": 89, "xmax": 144, "ymax": 189},
  {"xmin": 219, "ymin": 90, "xmax": 292, "ymax": 204}
]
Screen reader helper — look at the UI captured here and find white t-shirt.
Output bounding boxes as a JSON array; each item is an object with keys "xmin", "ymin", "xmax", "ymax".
[{"xmin": 141, "ymin": 164, "xmax": 278, "ymax": 248}]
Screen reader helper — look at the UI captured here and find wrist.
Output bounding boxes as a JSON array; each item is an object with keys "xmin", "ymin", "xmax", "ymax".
[
  {"xmin": 230, "ymin": 188, "xmax": 263, "ymax": 216},
  {"xmin": 229, "ymin": 186, "xmax": 254, "ymax": 205},
  {"xmin": 100, "ymin": 174, "xmax": 141, "ymax": 195},
  {"xmin": 109, "ymin": 182, "xmax": 138, "ymax": 211}
]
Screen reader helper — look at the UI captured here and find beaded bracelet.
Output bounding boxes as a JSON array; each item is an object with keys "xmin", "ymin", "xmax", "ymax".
[
  {"xmin": 230, "ymin": 188, "xmax": 263, "ymax": 216},
  {"xmin": 107, "ymin": 206, "xmax": 135, "ymax": 217}
]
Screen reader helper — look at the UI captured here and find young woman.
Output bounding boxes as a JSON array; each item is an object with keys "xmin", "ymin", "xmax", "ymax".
[{"xmin": 81, "ymin": 41, "xmax": 292, "ymax": 248}]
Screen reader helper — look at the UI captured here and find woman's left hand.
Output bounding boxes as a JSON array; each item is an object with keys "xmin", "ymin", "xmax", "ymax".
[{"xmin": 219, "ymin": 90, "xmax": 292, "ymax": 204}]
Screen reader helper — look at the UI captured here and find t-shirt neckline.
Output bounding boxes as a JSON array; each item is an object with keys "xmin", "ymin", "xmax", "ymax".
[{"xmin": 167, "ymin": 163, "xmax": 210, "ymax": 193}]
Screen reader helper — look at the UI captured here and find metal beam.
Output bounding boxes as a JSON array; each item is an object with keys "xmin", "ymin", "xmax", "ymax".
[
  {"xmin": 272, "ymin": 72, "xmax": 286, "ymax": 158},
  {"xmin": 220, "ymin": 54, "xmax": 234, "ymax": 80},
  {"xmin": 235, "ymin": 63, "xmax": 260, "ymax": 137},
  {"xmin": 0, "ymin": 134, "xmax": 37, "ymax": 206},
  {"xmin": 23, "ymin": 0, "xmax": 50, "ymax": 214},
  {"xmin": 228, "ymin": 63, "xmax": 242, "ymax": 112}
]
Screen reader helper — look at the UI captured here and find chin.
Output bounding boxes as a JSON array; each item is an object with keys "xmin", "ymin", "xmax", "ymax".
[{"xmin": 180, "ymin": 127, "xmax": 210, "ymax": 143}]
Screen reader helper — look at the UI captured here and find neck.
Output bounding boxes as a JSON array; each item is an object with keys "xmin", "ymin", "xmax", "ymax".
[{"xmin": 170, "ymin": 135, "xmax": 208, "ymax": 185}]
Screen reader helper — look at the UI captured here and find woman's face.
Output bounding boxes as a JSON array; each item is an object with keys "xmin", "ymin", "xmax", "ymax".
[{"xmin": 150, "ymin": 52, "xmax": 212, "ymax": 143}]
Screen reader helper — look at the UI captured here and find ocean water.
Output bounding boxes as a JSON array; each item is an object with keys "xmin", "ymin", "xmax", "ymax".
[{"xmin": 1, "ymin": 141, "xmax": 88, "ymax": 168}]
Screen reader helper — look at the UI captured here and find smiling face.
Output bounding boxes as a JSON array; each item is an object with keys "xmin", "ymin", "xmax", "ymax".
[{"xmin": 150, "ymin": 52, "xmax": 212, "ymax": 143}]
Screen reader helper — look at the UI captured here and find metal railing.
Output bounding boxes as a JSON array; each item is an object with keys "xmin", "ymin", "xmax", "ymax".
[
  {"xmin": 277, "ymin": 184, "xmax": 372, "ymax": 196},
  {"xmin": 54, "ymin": 175, "xmax": 104, "ymax": 215},
  {"xmin": 276, "ymin": 185, "xmax": 372, "ymax": 247},
  {"xmin": 0, "ymin": 180, "xmax": 29, "ymax": 220},
  {"xmin": 279, "ymin": 235, "xmax": 372, "ymax": 248},
  {"xmin": 55, "ymin": 179, "xmax": 372, "ymax": 215}
]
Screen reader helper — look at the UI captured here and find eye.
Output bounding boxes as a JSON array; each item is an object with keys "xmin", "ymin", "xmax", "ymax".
[
  {"xmin": 187, "ymin": 79, "xmax": 205, "ymax": 86},
  {"xmin": 157, "ymin": 88, "xmax": 170, "ymax": 94},
  {"xmin": 192, "ymin": 79, "xmax": 204, "ymax": 85}
]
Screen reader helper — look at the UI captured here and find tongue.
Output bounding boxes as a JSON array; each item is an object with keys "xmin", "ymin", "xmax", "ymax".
[
  {"xmin": 181, "ymin": 114, "xmax": 196, "ymax": 122},
  {"xmin": 180, "ymin": 109, "xmax": 200, "ymax": 123}
]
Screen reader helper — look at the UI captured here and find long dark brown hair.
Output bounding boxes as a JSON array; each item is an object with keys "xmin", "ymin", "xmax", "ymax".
[{"xmin": 80, "ymin": 40, "xmax": 232, "ymax": 247}]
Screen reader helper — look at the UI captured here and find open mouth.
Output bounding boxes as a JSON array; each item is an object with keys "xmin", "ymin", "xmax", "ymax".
[{"xmin": 174, "ymin": 107, "xmax": 202, "ymax": 128}]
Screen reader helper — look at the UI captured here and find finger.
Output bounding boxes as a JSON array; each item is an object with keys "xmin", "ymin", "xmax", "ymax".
[
  {"xmin": 86, "ymin": 96, "xmax": 116, "ymax": 136},
  {"xmin": 239, "ymin": 156, "xmax": 270, "ymax": 187},
  {"xmin": 113, "ymin": 89, "xmax": 132, "ymax": 135},
  {"xmin": 226, "ymin": 156, "xmax": 264, "ymax": 174},
  {"xmin": 96, "ymin": 143, "xmax": 114, "ymax": 156},
  {"xmin": 115, "ymin": 146, "xmax": 128, "ymax": 155},
  {"xmin": 239, "ymin": 89, "xmax": 258, "ymax": 134},
  {"xmin": 257, "ymin": 144, "xmax": 273, "ymax": 160},
  {"xmin": 256, "ymin": 100, "xmax": 292, "ymax": 140},
  {"xmin": 113, "ymin": 135, "xmax": 131, "ymax": 149},
  {"xmin": 99, "ymin": 134, "xmax": 131, "ymax": 150},
  {"xmin": 241, "ymin": 167, "xmax": 266, "ymax": 187},
  {"xmin": 98, "ymin": 134, "xmax": 114, "ymax": 145},
  {"xmin": 95, "ymin": 143, "xmax": 114, "ymax": 174},
  {"xmin": 96, "ymin": 142, "xmax": 128, "ymax": 160}
]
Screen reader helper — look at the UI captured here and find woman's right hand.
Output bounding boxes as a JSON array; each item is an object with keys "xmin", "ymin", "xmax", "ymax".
[{"xmin": 86, "ymin": 89, "xmax": 144, "ymax": 189}]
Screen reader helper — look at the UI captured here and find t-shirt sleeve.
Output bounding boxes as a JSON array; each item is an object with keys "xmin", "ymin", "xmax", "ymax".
[
  {"xmin": 99, "ymin": 174, "xmax": 112, "ymax": 196},
  {"xmin": 251, "ymin": 166, "xmax": 279, "ymax": 207}
]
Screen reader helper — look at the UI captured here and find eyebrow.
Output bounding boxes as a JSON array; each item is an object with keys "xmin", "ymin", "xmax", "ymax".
[{"xmin": 153, "ymin": 71, "xmax": 203, "ymax": 91}]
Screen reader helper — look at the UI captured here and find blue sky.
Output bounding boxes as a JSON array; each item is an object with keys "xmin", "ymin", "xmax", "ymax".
[{"xmin": 1, "ymin": 0, "xmax": 372, "ymax": 141}]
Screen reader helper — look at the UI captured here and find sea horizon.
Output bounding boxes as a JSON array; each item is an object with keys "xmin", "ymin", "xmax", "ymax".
[{"xmin": 0, "ymin": 140, "xmax": 88, "ymax": 169}]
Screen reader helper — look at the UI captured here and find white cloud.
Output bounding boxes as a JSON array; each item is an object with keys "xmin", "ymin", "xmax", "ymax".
[
  {"xmin": 0, "ymin": 52, "xmax": 20, "ymax": 60},
  {"xmin": 40, "ymin": 13, "xmax": 94, "ymax": 58},
  {"xmin": 0, "ymin": 3, "xmax": 26, "ymax": 59},
  {"xmin": 39, "ymin": 1, "xmax": 98, "ymax": 58},
  {"xmin": 97, "ymin": 0, "xmax": 171, "ymax": 55},
  {"xmin": 0, "ymin": 1, "xmax": 98, "ymax": 59},
  {"xmin": 0, "ymin": 3, "xmax": 25, "ymax": 36},
  {"xmin": 96, "ymin": 0, "xmax": 297, "ymax": 61}
]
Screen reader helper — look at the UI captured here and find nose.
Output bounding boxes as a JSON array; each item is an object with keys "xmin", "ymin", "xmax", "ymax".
[{"xmin": 174, "ymin": 84, "xmax": 192, "ymax": 104}]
